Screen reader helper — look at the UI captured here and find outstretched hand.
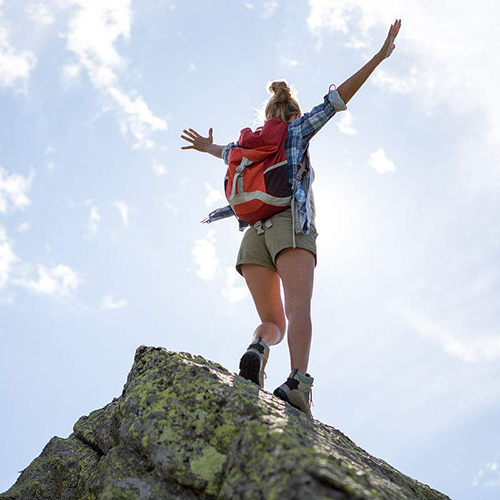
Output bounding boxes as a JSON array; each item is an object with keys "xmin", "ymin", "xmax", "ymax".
[
  {"xmin": 378, "ymin": 19, "xmax": 401, "ymax": 60},
  {"xmin": 181, "ymin": 127, "xmax": 213, "ymax": 153}
]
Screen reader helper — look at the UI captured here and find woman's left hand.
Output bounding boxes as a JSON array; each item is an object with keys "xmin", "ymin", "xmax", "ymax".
[
  {"xmin": 377, "ymin": 19, "xmax": 401, "ymax": 60},
  {"xmin": 181, "ymin": 127, "xmax": 213, "ymax": 153}
]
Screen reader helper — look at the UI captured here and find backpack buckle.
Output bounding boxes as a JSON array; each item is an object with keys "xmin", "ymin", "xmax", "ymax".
[{"xmin": 254, "ymin": 221, "xmax": 264, "ymax": 235}]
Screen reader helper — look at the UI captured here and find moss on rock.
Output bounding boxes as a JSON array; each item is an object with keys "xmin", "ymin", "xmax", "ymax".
[{"xmin": 1, "ymin": 346, "xmax": 452, "ymax": 500}]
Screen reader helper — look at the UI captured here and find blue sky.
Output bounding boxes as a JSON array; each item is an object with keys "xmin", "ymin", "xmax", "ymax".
[{"xmin": 1, "ymin": 1, "xmax": 500, "ymax": 498}]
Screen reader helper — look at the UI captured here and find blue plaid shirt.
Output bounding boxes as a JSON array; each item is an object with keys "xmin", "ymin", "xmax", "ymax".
[{"xmin": 203, "ymin": 86, "xmax": 347, "ymax": 233}]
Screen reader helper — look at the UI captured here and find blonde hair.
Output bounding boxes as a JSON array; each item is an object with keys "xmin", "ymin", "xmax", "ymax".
[{"xmin": 253, "ymin": 79, "xmax": 302, "ymax": 128}]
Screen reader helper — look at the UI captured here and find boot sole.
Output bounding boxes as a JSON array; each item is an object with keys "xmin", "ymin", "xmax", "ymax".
[{"xmin": 239, "ymin": 351, "xmax": 262, "ymax": 386}]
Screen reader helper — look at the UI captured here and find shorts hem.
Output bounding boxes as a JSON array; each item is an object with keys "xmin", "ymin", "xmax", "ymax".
[
  {"xmin": 235, "ymin": 259, "xmax": 277, "ymax": 277},
  {"xmin": 272, "ymin": 245, "xmax": 317, "ymax": 268}
]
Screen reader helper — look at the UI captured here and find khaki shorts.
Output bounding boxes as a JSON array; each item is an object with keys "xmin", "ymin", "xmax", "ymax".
[{"xmin": 235, "ymin": 208, "xmax": 318, "ymax": 277}]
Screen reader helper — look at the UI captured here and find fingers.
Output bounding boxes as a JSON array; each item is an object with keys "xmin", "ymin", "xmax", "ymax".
[
  {"xmin": 388, "ymin": 19, "xmax": 401, "ymax": 38},
  {"xmin": 393, "ymin": 19, "xmax": 401, "ymax": 38},
  {"xmin": 180, "ymin": 134, "xmax": 195, "ymax": 144},
  {"xmin": 182, "ymin": 129, "xmax": 198, "ymax": 140},
  {"xmin": 181, "ymin": 145, "xmax": 194, "ymax": 150}
]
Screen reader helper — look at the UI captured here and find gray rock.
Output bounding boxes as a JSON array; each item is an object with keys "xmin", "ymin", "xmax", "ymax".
[{"xmin": 1, "ymin": 346, "xmax": 452, "ymax": 500}]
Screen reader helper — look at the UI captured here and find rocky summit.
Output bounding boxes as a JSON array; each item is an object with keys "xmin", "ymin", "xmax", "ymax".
[{"xmin": 1, "ymin": 346, "xmax": 451, "ymax": 500}]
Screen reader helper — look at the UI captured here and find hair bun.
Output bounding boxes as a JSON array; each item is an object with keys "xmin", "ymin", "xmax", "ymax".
[{"xmin": 268, "ymin": 81, "xmax": 291, "ymax": 103}]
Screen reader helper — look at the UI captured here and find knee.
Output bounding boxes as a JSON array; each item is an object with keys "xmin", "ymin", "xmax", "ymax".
[{"xmin": 284, "ymin": 302, "xmax": 311, "ymax": 322}]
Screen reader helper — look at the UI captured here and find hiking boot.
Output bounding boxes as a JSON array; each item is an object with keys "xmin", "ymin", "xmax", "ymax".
[
  {"xmin": 238, "ymin": 336, "xmax": 270, "ymax": 388},
  {"xmin": 273, "ymin": 368, "xmax": 314, "ymax": 417}
]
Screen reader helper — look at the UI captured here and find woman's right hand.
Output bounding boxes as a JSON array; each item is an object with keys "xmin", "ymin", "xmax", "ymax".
[
  {"xmin": 377, "ymin": 19, "xmax": 401, "ymax": 60},
  {"xmin": 181, "ymin": 127, "xmax": 214, "ymax": 153}
]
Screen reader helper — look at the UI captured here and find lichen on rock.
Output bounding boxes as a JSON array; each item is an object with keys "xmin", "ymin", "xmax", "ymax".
[{"xmin": 0, "ymin": 345, "xmax": 452, "ymax": 500}]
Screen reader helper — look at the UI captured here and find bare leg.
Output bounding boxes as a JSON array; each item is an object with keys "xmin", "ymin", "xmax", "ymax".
[
  {"xmin": 240, "ymin": 264, "xmax": 286, "ymax": 347},
  {"xmin": 275, "ymin": 248, "xmax": 315, "ymax": 374}
]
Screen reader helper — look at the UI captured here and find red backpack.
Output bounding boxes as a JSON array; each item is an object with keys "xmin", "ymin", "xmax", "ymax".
[{"xmin": 224, "ymin": 118, "xmax": 295, "ymax": 225}]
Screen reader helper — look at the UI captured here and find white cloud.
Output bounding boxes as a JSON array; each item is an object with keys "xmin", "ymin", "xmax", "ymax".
[
  {"xmin": 0, "ymin": 226, "xmax": 20, "ymax": 289},
  {"xmin": 107, "ymin": 87, "xmax": 167, "ymax": 150},
  {"xmin": 13, "ymin": 263, "xmax": 82, "ymax": 298},
  {"xmin": 396, "ymin": 307, "xmax": 500, "ymax": 363},
  {"xmin": 305, "ymin": 0, "xmax": 500, "ymax": 189},
  {"xmin": 86, "ymin": 205, "xmax": 101, "ymax": 239},
  {"xmin": 371, "ymin": 66, "xmax": 418, "ymax": 94},
  {"xmin": 279, "ymin": 55, "xmax": 300, "ymax": 67},
  {"xmin": 47, "ymin": 161, "xmax": 55, "ymax": 172},
  {"xmin": 244, "ymin": 2, "xmax": 254, "ymax": 9},
  {"xmin": 17, "ymin": 221, "xmax": 30, "ymax": 233},
  {"xmin": 262, "ymin": 1, "xmax": 279, "ymax": 19},
  {"xmin": 45, "ymin": 146, "xmax": 56, "ymax": 155},
  {"xmin": 222, "ymin": 266, "xmax": 249, "ymax": 303},
  {"xmin": 0, "ymin": 166, "xmax": 35, "ymax": 214},
  {"xmin": 152, "ymin": 161, "xmax": 167, "ymax": 176},
  {"xmin": 62, "ymin": 0, "xmax": 167, "ymax": 149},
  {"xmin": 113, "ymin": 200, "xmax": 130, "ymax": 226},
  {"xmin": 337, "ymin": 110, "xmax": 357, "ymax": 135},
  {"xmin": 25, "ymin": 2, "xmax": 55, "ymax": 25},
  {"xmin": 61, "ymin": 63, "xmax": 81, "ymax": 86},
  {"xmin": 0, "ymin": 2, "xmax": 37, "ymax": 88},
  {"xmin": 192, "ymin": 230, "xmax": 220, "ymax": 280},
  {"xmin": 204, "ymin": 182, "xmax": 223, "ymax": 207},
  {"xmin": 188, "ymin": 62, "xmax": 196, "ymax": 72},
  {"xmin": 344, "ymin": 36, "xmax": 367, "ymax": 50},
  {"xmin": 101, "ymin": 293, "xmax": 127, "ymax": 309},
  {"xmin": 473, "ymin": 459, "xmax": 500, "ymax": 488},
  {"xmin": 165, "ymin": 201, "xmax": 179, "ymax": 214},
  {"xmin": 368, "ymin": 147, "xmax": 395, "ymax": 174}
]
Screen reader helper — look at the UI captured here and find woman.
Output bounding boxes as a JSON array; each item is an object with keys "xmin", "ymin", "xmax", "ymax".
[{"xmin": 181, "ymin": 19, "xmax": 401, "ymax": 417}]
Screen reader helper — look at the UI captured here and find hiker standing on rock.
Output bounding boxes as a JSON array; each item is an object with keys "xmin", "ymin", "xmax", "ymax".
[{"xmin": 181, "ymin": 19, "xmax": 402, "ymax": 417}]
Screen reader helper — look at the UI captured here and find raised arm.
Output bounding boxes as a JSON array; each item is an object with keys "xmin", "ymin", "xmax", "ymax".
[
  {"xmin": 181, "ymin": 127, "xmax": 225, "ymax": 159},
  {"xmin": 337, "ymin": 19, "xmax": 401, "ymax": 105}
]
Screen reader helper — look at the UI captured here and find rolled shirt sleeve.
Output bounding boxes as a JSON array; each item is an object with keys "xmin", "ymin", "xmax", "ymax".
[
  {"xmin": 290, "ymin": 85, "xmax": 347, "ymax": 143},
  {"xmin": 222, "ymin": 142, "xmax": 238, "ymax": 165},
  {"xmin": 326, "ymin": 85, "xmax": 347, "ymax": 112}
]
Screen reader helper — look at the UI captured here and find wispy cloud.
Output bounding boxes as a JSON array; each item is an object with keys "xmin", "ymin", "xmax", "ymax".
[
  {"xmin": 0, "ymin": 226, "xmax": 20, "ymax": 289},
  {"xmin": 221, "ymin": 266, "xmax": 248, "ymax": 303},
  {"xmin": 152, "ymin": 161, "xmax": 167, "ymax": 176},
  {"xmin": 0, "ymin": 1, "xmax": 37, "ymax": 88},
  {"xmin": 306, "ymin": 0, "xmax": 500, "ymax": 189},
  {"xmin": 165, "ymin": 201, "xmax": 180, "ymax": 214},
  {"xmin": 368, "ymin": 147, "xmax": 395, "ymax": 174},
  {"xmin": 192, "ymin": 230, "xmax": 220, "ymax": 280},
  {"xmin": 0, "ymin": 166, "xmax": 35, "ymax": 214},
  {"xmin": 395, "ymin": 307, "xmax": 500, "ymax": 363},
  {"xmin": 17, "ymin": 221, "xmax": 30, "ymax": 233},
  {"xmin": 101, "ymin": 293, "xmax": 127, "ymax": 310},
  {"xmin": 113, "ymin": 200, "xmax": 130, "ymax": 226},
  {"xmin": 12, "ymin": 263, "xmax": 82, "ymax": 298},
  {"xmin": 279, "ymin": 55, "xmax": 300, "ymax": 67},
  {"xmin": 24, "ymin": 2, "xmax": 55, "ymax": 25},
  {"xmin": 85, "ymin": 204, "xmax": 101, "ymax": 240},
  {"xmin": 337, "ymin": 111, "xmax": 357, "ymax": 135},
  {"xmin": 204, "ymin": 182, "xmax": 223, "ymax": 207},
  {"xmin": 262, "ymin": 1, "xmax": 279, "ymax": 19},
  {"xmin": 62, "ymin": 0, "xmax": 167, "ymax": 149},
  {"xmin": 473, "ymin": 459, "xmax": 500, "ymax": 488}
]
